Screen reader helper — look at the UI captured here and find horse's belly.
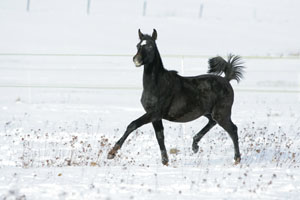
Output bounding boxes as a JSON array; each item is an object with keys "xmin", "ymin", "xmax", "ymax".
[
  {"xmin": 166, "ymin": 109, "xmax": 203, "ymax": 122},
  {"xmin": 164, "ymin": 98, "xmax": 204, "ymax": 122}
]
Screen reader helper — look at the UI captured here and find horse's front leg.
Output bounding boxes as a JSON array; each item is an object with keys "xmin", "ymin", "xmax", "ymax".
[
  {"xmin": 153, "ymin": 120, "xmax": 169, "ymax": 165},
  {"xmin": 107, "ymin": 112, "xmax": 159, "ymax": 159}
]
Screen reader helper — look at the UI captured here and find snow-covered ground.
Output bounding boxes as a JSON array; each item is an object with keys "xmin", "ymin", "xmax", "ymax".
[{"xmin": 0, "ymin": 0, "xmax": 300, "ymax": 199}]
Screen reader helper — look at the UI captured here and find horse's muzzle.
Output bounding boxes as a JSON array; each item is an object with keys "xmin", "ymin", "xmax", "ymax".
[{"xmin": 133, "ymin": 54, "xmax": 143, "ymax": 67}]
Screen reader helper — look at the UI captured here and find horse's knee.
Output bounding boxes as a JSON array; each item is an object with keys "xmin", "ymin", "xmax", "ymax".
[{"xmin": 126, "ymin": 122, "xmax": 137, "ymax": 133}]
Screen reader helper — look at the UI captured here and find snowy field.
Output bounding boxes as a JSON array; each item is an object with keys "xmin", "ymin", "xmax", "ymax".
[{"xmin": 1, "ymin": 0, "xmax": 300, "ymax": 199}]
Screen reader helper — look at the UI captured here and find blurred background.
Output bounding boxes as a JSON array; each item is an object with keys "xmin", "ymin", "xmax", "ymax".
[
  {"xmin": 0, "ymin": 0, "xmax": 299, "ymax": 93},
  {"xmin": 0, "ymin": 0, "xmax": 299, "ymax": 56}
]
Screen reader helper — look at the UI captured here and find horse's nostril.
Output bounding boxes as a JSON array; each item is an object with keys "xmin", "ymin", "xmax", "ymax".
[
  {"xmin": 133, "ymin": 55, "xmax": 137, "ymax": 62},
  {"xmin": 133, "ymin": 55, "xmax": 137, "ymax": 61},
  {"xmin": 133, "ymin": 55, "xmax": 142, "ymax": 67}
]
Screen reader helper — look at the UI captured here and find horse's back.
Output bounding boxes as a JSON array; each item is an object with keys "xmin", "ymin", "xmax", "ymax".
[{"xmin": 181, "ymin": 74, "xmax": 234, "ymax": 100}]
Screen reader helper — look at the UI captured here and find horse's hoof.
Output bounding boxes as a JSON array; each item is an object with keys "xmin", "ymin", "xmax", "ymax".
[
  {"xmin": 234, "ymin": 156, "xmax": 241, "ymax": 165},
  {"xmin": 192, "ymin": 143, "xmax": 199, "ymax": 153},
  {"xmin": 161, "ymin": 152, "xmax": 169, "ymax": 166},
  {"xmin": 162, "ymin": 158, "xmax": 169, "ymax": 166},
  {"xmin": 107, "ymin": 145, "xmax": 121, "ymax": 159},
  {"xmin": 107, "ymin": 153, "xmax": 115, "ymax": 159}
]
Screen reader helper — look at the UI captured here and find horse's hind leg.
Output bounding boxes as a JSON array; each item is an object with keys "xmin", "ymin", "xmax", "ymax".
[
  {"xmin": 192, "ymin": 114, "xmax": 216, "ymax": 153},
  {"xmin": 213, "ymin": 111, "xmax": 241, "ymax": 163},
  {"xmin": 152, "ymin": 120, "xmax": 169, "ymax": 165},
  {"xmin": 219, "ymin": 119, "xmax": 241, "ymax": 164}
]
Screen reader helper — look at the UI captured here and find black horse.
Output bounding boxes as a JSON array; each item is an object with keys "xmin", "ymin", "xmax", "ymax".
[{"xmin": 108, "ymin": 29, "xmax": 244, "ymax": 165}]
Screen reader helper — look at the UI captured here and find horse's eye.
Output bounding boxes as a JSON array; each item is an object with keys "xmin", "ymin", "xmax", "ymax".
[{"xmin": 147, "ymin": 45, "xmax": 153, "ymax": 49}]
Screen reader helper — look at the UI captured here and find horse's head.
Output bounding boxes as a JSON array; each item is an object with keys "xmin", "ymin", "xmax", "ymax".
[{"xmin": 133, "ymin": 29, "xmax": 157, "ymax": 67}]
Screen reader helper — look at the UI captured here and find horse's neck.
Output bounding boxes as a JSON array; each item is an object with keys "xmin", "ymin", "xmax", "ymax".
[{"xmin": 143, "ymin": 51, "xmax": 165, "ymax": 90}]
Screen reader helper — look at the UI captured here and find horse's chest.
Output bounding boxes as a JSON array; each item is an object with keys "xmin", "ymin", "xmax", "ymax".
[{"xmin": 141, "ymin": 91, "xmax": 159, "ymax": 111}]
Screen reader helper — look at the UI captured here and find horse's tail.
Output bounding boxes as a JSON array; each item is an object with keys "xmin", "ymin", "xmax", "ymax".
[{"xmin": 208, "ymin": 54, "xmax": 245, "ymax": 83}]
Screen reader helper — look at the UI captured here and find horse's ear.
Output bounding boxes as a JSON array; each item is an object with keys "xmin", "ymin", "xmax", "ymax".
[
  {"xmin": 152, "ymin": 29, "xmax": 157, "ymax": 40},
  {"xmin": 138, "ymin": 29, "xmax": 144, "ymax": 40}
]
